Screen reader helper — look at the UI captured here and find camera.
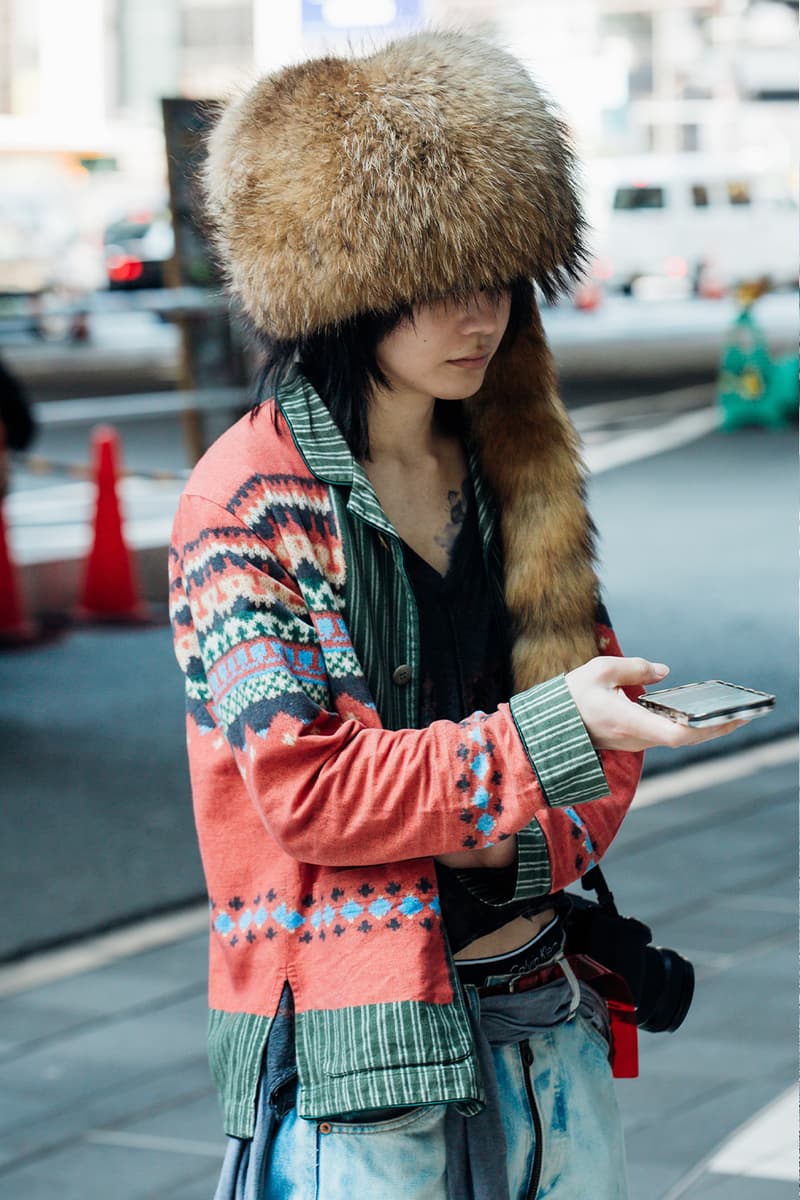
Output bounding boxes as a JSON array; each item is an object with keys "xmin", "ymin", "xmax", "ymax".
[{"xmin": 565, "ymin": 867, "xmax": 694, "ymax": 1034}]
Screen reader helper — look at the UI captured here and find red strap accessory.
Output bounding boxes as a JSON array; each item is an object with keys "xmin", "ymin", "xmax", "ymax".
[
  {"xmin": 476, "ymin": 952, "xmax": 639, "ymax": 1077},
  {"xmin": 567, "ymin": 954, "xmax": 639, "ymax": 1078}
]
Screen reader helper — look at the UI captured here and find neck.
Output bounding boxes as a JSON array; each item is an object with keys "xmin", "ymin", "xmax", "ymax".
[{"xmin": 366, "ymin": 383, "xmax": 439, "ymax": 465}]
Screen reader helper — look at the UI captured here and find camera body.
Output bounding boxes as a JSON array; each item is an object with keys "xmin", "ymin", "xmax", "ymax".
[{"xmin": 565, "ymin": 868, "xmax": 694, "ymax": 1034}]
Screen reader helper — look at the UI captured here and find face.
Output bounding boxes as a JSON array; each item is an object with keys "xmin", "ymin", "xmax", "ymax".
[{"xmin": 375, "ymin": 288, "xmax": 512, "ymax": 403}]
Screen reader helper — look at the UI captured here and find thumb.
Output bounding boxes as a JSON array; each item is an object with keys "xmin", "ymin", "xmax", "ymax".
[{"xmin": 598, "ymin": 656, "xmax": 670, "ymax": 687}]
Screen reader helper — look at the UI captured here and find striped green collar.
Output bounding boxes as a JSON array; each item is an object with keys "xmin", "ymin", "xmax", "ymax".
[
  {"xmin": 276, "ymin": 365, "xmax": 497, "ymax": 544},
  {"xmin": 277, "ymin": 366, "xmax": 354, "ymax": 486}
]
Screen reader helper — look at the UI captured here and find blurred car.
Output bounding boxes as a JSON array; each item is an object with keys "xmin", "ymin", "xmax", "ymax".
[
  {"xmin": 587, "ymin": 155, "xmax": 798, "ymax": 299},
  {"xmin": 0, "ymin": 194, "xmax": 104, "ymax": 338},
  {"xmin": 0, "ymin": 195, "xmax": 66, "ymax": 296},
  {"xmin": 103, "ymin": 211, "xmax": 175, "ymax": 290}
]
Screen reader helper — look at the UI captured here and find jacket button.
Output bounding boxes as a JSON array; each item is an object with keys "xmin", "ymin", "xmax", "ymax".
[
  {"xmin": 319, "ymin": 1122, "xmax": 332, "ymax": 1134},
  {"xmin": 392, "ymin": 664, "xmax": 412, "ymax": 686}
]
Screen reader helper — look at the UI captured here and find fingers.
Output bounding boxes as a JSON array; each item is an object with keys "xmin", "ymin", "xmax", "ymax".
[
  {"xmin": 567, "ymin": 658, "xmax": 751, "ymax": 753},
  {"xmin": 596, "ymin": 700, "xmax": 686, "ymax": 750},
  {"xmin": 591, "ymin": 656, "xmax": 670, "ymax": 688},
  {"xmin": 677, "ymin": 718, "xmax": 749, "ymax": 746},
  {"xmin": 628, "ymin": 706, "xmax": 686, "ymax": 749},
  {"xmin": 637, "ymin": 714, "xmax": 748, "ymax": 750},
  {"xmin": 593, "ymin": 696, "xmax": 748, "ymax": 752}
]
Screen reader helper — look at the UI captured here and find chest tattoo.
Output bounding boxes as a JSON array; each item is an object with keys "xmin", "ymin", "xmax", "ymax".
[{"xmin": 434, "ymin": 478, "xmax": 469, "ymax": 562}]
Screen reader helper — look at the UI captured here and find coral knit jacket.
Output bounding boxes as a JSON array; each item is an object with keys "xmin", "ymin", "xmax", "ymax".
[{"xmin": 169, "ymin": 375, "xmax": 643, "ymax": 1132}]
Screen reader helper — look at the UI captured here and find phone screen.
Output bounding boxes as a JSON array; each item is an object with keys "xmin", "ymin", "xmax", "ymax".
[{"xmin": 639, "ymin": 680, "xmax": 774, "ymax": 720}]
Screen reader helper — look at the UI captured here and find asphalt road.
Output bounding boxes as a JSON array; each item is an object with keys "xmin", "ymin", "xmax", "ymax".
[{"xmin": 589, "ymin": 422, "xmax": 797, "ymax": 772}]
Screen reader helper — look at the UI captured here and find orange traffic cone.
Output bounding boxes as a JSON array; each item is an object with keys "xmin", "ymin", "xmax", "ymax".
[
  {"xmin": 76, "ymin": 425, "xmax": 148, "ymax": 623},
  {"xmin": 0, "ymin": 428, "xmax": 37, "ymax": 646}
]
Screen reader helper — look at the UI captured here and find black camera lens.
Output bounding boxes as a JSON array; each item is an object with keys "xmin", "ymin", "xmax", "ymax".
[{"xmin": 636, "ymin": 946, "xmax": 695, "ymax": 1033}]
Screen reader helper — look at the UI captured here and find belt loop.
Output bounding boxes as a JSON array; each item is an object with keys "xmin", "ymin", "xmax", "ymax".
[
  {"xmin": 557, "ymin": 952, "xmax": 582, "ymax": 1019},
  {"xmin": 464, "ymin": 982, "xmax": 481, "ymax": 1021}
]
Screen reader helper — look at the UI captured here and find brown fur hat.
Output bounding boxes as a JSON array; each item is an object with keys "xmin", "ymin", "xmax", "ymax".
[
  {"xmin": 204, "ymin": 31, "xmax": 586, "ymax": 339},
  {"xmin": 204, "ymin": 31, "xmax": 600, "ymax": 687}
]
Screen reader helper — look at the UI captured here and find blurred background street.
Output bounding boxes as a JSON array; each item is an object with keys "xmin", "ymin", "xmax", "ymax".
[{"xmin": 0, "ymin": 1, "xmax": 797, "ymax": 1198}]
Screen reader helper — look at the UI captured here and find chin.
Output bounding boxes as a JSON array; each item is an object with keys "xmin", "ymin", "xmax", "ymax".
[
  {"xmin": 439, "ymin": 380, "xmax": 486, "ymax": 401},
  {"xmin": 434, "ymin": 373, "xmax": 487, "ymax": 401}
]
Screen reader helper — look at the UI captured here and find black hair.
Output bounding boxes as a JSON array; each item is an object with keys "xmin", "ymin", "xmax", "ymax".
[{"xmin": 253, "ymin": 276, "xmax": 534, "ymax": 461}]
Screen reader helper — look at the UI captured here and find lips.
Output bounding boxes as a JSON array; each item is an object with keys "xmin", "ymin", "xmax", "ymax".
[{"xmin": 448, "ymin": 353, "xmax": 490, "ymax": 368}]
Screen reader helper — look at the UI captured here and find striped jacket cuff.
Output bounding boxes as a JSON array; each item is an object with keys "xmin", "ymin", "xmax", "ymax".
[
  {"xmin": 510, "ymin": 674, "xmax": 609, "ymax": 810},
  {"xmin": 509, "ymin": 674, "xmax": 609, "ymax": 900}
]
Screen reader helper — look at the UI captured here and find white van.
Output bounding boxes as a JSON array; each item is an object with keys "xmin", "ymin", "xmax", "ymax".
[{"xmin": 584, "ymin": 155, "xmax": 798, "ymax": 298}]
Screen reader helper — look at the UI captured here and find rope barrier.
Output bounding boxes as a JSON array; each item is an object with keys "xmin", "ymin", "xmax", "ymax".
[{"xmin": 13, "ymin": 452, "xmax": 190, "ymax": 484}]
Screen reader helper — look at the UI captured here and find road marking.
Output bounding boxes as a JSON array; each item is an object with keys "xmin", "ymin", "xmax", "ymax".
[
  {"xmin": 673, "ymin": 920, "xmax": 797, "ymax": 974},
  {"xmin": 585, "ymin": 406, "xmax": 720, "ymax": 475},
  {"xmin": 0, "ymin": 904, "xmax": 208, "ymax": 998},
  {"xmin": 7, "ymin": 475, "xmax": 183, "ymax": 563},
  {"xmin": 633, "ymin": 735, "xmax": 798, "ymax": 809},
  {"xmin": 660, "ymin": 1085, "xmax": 798, "ymax": 1199},
  {"xmin": 33, "ymin": 385, "xmax": 243, "ymax": 426},
  {"xmin": 706, "ymin": 1085, "xmax": 797, "ymax": 1182},
  {"xmin": 8, "ymin": 476, "xmax": 182, "ymax": 517},
  {"xmin": 570, "ymin": 383, "xmax": 714, "ymax": 430},
  {"xmin": 85, "ymin": 1130, "xmax": 224, "ymax": 1159}
]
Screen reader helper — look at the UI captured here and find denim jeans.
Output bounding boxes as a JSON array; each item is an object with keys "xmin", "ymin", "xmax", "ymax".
[{"xmin": 248, "ymin": 1010, "xmax": 626, "ymax": 1200}]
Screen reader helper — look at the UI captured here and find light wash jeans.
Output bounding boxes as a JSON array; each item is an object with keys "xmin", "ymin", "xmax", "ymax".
[{"xmin": 263, "ymin": 1012, "xmax": 627, "ymax": 1200}]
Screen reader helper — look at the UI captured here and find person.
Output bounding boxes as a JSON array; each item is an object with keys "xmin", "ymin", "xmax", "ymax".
[
  {"xmin": 169, "ymin": 31, "xmax": 743, "ymax": 1200},
  {"xmin": 0, "ymin": 355, "xmax": 36, "ymax": 501}
]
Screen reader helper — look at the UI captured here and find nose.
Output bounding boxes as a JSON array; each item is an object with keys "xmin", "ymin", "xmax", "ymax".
[{"xmin": 458, "ymin": 289, "xmax": 506, "ymax": 335}]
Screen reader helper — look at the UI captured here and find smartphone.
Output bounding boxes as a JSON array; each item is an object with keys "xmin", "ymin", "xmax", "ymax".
[{"xmin": 637, "ymin": 680, "xmax": 775, "ymax": 727}]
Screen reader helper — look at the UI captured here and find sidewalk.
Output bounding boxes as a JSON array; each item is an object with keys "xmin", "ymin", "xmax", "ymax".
[
  {"xmin": 611, "ymin": 746, "xmax": 797, "ymax": 1200},
  {"xmin": 0, "ymin": 747, "xmax": 795, "ymax": 1199}
]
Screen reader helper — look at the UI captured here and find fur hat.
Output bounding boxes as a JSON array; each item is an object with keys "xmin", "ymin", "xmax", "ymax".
[
  {"xmin": 204, "ymin": 31, "xmax": 586, "ymax": 340},
  {"xmin": 204, "ymin": 31, "xmax": 600, "ymax": 688}
]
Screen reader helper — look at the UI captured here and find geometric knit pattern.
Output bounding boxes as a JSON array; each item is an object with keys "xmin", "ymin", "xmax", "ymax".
[
  {"xmin": 210, "ymin": 874, "xmax": 443, "ymax": 948},
  {"xmin": 172, "ymin": 475, "xmax": 375, "ymax": 749}
]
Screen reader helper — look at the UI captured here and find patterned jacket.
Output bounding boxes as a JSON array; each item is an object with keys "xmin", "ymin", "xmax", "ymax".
[{"xmin": 169, "ymin": 367, "xmax": 643, "ymax": 1137}]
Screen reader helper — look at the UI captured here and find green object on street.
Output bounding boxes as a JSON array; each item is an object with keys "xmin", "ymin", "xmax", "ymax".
[{"xmin": 717, "ymin": 304, "xmax": 799, "ymax": 430}]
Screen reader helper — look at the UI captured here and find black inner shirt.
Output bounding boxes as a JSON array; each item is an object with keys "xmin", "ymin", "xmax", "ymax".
[{"xmin": 400, "ymin": 479, "xmax": 556, "ymax": 955}]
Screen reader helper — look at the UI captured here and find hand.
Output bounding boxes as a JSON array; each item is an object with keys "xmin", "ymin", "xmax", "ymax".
[{"xmin": 565, "ymin": 657, "xmax": 747, "ymax": 752}]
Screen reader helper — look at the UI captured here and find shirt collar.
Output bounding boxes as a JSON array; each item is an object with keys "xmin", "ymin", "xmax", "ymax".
[
  {"xmin": 277, "ymin": 366, "xmax": 395, "ymax": 536},
  {"xmin": 276, "ymin": 365, "xmax": 355, "ymax": 487},
  {"xmin": 277, "ymin": 365, "xmax": 497, "ymax": 544}
]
